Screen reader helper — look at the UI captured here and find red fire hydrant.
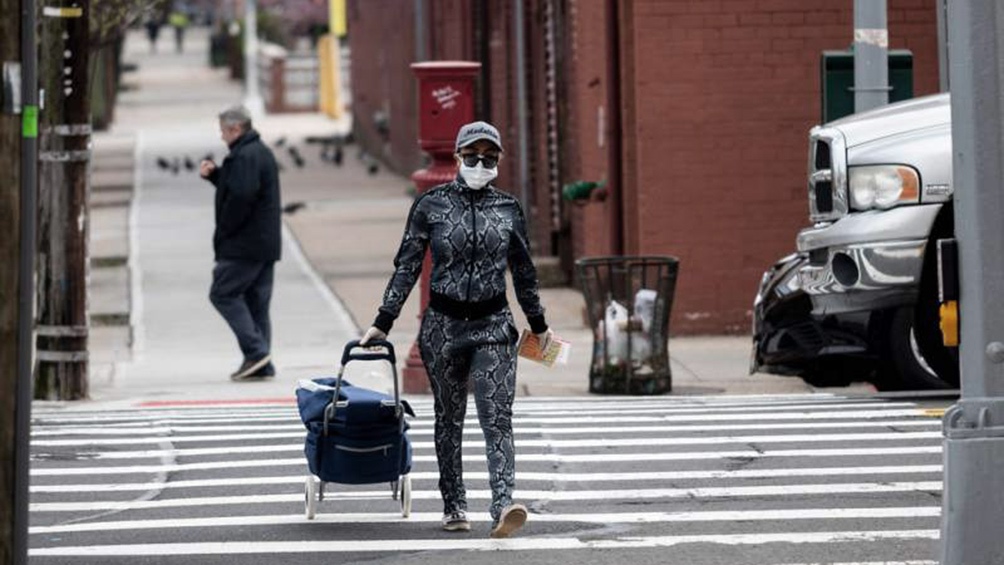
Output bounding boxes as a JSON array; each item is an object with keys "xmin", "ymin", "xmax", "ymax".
[{"xmin": 401, "ymin": 61, "xmax": 482, "ymax": 394}]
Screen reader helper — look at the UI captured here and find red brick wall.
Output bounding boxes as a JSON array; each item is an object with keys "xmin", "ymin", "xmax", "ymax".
[
  {"xmin": 610, "ymin": 0, "xmax": 940, "ymax": 334},
  {"xmin": 345, "ymin": 0, "xmax": 421, "ymax": 173},
  {"xmin": 566, "ymin": 0, "xmax": 621, "ymax": 260}
]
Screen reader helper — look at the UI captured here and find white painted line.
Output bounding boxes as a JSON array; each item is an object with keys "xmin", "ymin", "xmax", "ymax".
[
  {"xmin": 29, "ymin": 465, "xmax": 944, "ymax": 493},
  {"xmin": 29, "ymin": 506, "xmax": 942, "ymax": 534},
  {"xmin": 129, "ymin": 131, "xmax": 146, "ymax": 358},
  {"xmin": 776, "ymin": 562, "xmax": 936, "ymax": 565},
  {"xmin": 30, "ymin": 446, "xmax": 944, "ymax": 476},
  {"xmin": 29, "ymin": 430, "xmax": 942, "ymax": 449},
  {"xmin": 26, "ymin": 529, "xmax": 941, "ymax": 556},
  {"xmin": 30, "ymin": 408, "xmax": 935, "ymax": 428},
  {"xmin": 29, "ymin": 481, "xmax": 944, "ymax": 512},
  {"xmin": 30, "ymin": 419, "xmax": 940, "ymax": 437},
  {"xmin": 281, "ymin": 222, "xmax": 359, "ymax": 333},
  {"xmin": 31, "ymin": 394, "xmax": 857, "ymax": 417},
  {"xmin": 31, "ymin": 400, "xmax": 919, "ymax": 423}
]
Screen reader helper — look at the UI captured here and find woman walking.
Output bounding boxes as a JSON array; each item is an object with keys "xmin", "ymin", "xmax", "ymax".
[{"xmin": 360, "ymin": 121, "xmax": 551, "ymax": 538}]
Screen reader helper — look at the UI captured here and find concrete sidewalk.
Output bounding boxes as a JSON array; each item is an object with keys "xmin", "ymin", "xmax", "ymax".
[{"xmin": 84, "ymin": 27, "xmax": 870, "ymax": 407}]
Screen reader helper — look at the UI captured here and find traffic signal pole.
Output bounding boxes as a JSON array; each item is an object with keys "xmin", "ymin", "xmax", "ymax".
[
  {"xmin": 940, "ymin": 1, "xmax": 1004, "ymax": 562},
  {"xmin": 852, "ymin": 0, "xmax": 888, "ymax": 113}
]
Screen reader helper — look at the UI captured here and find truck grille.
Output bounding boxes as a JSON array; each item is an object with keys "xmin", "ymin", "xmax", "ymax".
[
  {"xmin": 814, "ymin": 180, "xmax": 833, "ymax": 213},
  {"xmin": 807, "ymin": 128, "xmax": 848, "ymax": 222}
]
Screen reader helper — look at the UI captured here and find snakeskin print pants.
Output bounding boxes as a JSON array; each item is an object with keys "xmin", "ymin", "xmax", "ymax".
[{"xmin": 419, "ymin": 307, "xmax": 519, "ymax": 523}]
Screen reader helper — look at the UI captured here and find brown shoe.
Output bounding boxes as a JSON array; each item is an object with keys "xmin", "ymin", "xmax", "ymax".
[{"xmin": 489, "ymin": 504, "xmax": 527, "ymax": 538}]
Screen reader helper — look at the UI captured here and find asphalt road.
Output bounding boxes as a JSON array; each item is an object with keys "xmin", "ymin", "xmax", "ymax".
[{"xmin": 28, "ymin": 393, "xmax": 949, "ymax": 565}]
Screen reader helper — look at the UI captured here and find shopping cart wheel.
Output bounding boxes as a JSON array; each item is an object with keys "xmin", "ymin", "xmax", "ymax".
[
  {"xmin": 390, "ymin": 480, "xmax": 399, "ymax": 501},
  {"xmin": 400, "ymin": 474, "xmax": 412, "ymax": 518},
  {"xmin": 304, "ymin": 476, "xmax": 318, "ymax": 520}
]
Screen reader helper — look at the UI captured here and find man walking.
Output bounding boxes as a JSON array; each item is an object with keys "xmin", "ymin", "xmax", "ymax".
[{"xmin": 200, "ymin": 106, "xmax": 281, "ymax": 381}]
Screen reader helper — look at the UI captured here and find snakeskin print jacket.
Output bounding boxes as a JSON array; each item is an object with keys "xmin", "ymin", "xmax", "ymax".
[{"xmin": 372, "ymin": 176, "xmax": 548, "ymax": 335}]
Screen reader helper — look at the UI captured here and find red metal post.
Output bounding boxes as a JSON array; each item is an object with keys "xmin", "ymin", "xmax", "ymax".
[{"xmin": 401, "ymin": 61, "xmax": 481, "ymax": 394}]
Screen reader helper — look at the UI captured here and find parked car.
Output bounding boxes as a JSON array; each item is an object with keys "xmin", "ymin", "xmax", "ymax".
[{"xmin": 751, "ymin": 93, "xmax": 958, "ymax": 390}]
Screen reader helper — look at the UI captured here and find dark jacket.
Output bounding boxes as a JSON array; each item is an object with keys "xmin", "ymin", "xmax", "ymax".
[
  {"xmin": 206, "ymin": 130, "xmax": 282, "ymax": 262},
  {"xmin": 373, "ymin": 177, "xmax": 547, "ymax": 334}
]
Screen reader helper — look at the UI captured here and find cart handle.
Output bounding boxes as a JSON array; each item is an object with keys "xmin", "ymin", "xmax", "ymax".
[{"xmin": 342, "ymin": 339, "xmax": 396, "ymax": 365}]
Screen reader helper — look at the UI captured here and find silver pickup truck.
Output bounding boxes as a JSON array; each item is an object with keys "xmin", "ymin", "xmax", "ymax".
[{"xmin": 752, "ymin": 93, "xmax": 958, "ymax": 390}]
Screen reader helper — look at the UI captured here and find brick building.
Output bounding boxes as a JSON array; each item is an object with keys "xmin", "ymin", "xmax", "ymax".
[{"xmin": 346, "ymin": 0, "xmax": 943, "ymax": 334}]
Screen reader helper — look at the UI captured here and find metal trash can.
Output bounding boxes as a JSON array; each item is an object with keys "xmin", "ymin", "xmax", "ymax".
[{"xmin": 576, "ymin": 256, "xmax": 679, "ymax": 395}]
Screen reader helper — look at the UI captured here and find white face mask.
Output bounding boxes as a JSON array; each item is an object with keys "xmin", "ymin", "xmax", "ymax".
[{"xmin": 459, "ymin": 162, "xmax": 497, "ymax": 190}]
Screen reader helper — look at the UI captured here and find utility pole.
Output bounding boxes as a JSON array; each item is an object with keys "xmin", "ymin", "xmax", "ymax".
[
  {"xmin": 852, "ymin": 0, "xmax": 889, "ymax": 113},
  {"xmin": 940, "ymin": 1, "xmax": 1004, "ymax": 563},
  {"xmin": 243, "ymin": 0, "xmax": 264, "ymax": 116},
  {"xmin": 0, "ymin": 1, "xmax": 23, "ymax": 561},
  {"xmin": 1, "ymin": 0, "xmax": 38, "ymax": 562},
  {"xmin": 36, "ymin": 0, "xmax": 90, "ymax": 400}
]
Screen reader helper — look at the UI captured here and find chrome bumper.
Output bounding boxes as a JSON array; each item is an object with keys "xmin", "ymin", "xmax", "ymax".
[{"xmin": 795, "ymin": 205, "xmax": 942, "ymax": 315}]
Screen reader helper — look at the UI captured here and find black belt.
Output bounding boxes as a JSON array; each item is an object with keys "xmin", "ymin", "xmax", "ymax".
[{"xmin": 429, "ymin": 291, "xmax": 508, "ymax": 321}]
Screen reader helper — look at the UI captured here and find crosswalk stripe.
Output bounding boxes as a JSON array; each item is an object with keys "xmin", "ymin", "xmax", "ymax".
[
  {"xmin": 31, "ymin": 425, "xmax": 939, "ymax": 451},
  {"xmin": 28, "ymin": 506, "xmax": 942, "ymax": 534},
  {"xmin": 29, "ymin": 418, "xmax": 940, "ymax": 436},
  {"xmin": 29, "ymin": 481, "xmax": 944, "ymax": 512},
  {"xmin": 30, "ymin": 445, "xmax": 944, "ymax": 476},
  {"xmin": 28, "ymin": 465, "xmax": 944, "ymax": 493},
  {"xmin": 27, "ymin": 394, "xmax": 864, "ymax": 418},
  {"xmin": 29, "ymin": 400, "xmax": 917, "ymax": 424},
  {"xmin": 26, "ymin": 530, "xmax": 941, "ymax": 556},
  {"xmin": 30, "ymin": 431, "xmax": 941, "ymax": 455}
]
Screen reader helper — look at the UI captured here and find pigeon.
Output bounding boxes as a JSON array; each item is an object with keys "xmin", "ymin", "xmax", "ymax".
[
  {"xmin": 282, "ymin": 201, "xmax": 306, "ymax": 215},
  {"xmin": 288, "ymin": 146, "xmax": 305, "ymax": 168},
  {"xmin": 183, "ymin": 156, "xmax": 195, "ymax": 171},
  {"xmin": 156, "ymin": 157, "xmax": 171, "ymax": 170}
]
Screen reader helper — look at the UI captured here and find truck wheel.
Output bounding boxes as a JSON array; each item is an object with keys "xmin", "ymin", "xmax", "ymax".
[{"xmin": 879, "ymin": 306, "xmax": 957, "ymax": 390}]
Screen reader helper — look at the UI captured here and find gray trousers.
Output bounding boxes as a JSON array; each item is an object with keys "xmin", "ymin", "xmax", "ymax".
[
  {"xmin": 209, "ymin": 260, "xmax": 274, "ymax": 360},
  {"xmin": 419, "ymin": 307, "xmax": 519, "ymax": 524}
]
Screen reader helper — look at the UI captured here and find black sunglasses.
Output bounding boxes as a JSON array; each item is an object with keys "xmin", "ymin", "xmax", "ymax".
[{"xmin": 460, "ymin": 153, "xmax": 499, "ymax": 168}]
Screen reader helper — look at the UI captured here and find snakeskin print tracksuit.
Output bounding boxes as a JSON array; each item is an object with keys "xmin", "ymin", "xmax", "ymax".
[{"xmin": 372, "ymin": 176, "xmax": 548, "ymax": 524}]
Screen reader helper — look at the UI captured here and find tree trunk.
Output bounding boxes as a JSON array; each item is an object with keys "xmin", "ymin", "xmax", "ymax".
[{"xmin": 36, "ymin": 0, "xmax": 90, "ymax": 400}]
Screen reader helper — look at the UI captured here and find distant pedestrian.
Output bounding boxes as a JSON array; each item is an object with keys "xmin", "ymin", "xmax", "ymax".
[
  {"xmin": 200, "ymin": 105, "xmax": 282, "ymax": 381},
  {"xmin": 360, "ymin": 121, "xmax": 552, "ymax": 538},
  {"xmin": 144, "ymin": 16, "xmax": 162, "ymax": 53},
  {"xmin": 168, "ymin": 6, "xmax": 190, "ymax": 53}
]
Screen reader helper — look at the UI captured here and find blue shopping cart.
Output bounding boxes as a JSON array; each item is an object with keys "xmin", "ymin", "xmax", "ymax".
[{"xmin": 296, "ymin": 340, "xmax": 414, "ymax": 519}]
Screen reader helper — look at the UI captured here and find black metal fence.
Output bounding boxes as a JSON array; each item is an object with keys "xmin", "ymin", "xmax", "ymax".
[{"xmin": 576, "ymin": 256, "xmax": 680, "ymax": 394}]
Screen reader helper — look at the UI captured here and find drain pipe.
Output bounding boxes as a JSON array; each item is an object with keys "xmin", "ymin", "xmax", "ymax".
[
  {"xmin": 513, "ymin": 0, "xmax": 531, "ymax": 240},
  {"xmin": 414, "ymin": 0, "xmax": 426, "ymax": 61}
]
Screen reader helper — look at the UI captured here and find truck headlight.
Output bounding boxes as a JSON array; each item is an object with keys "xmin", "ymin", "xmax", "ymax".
[{"xmin": 848, "ymin": 165, "xmax": 920, "ymax": 210}]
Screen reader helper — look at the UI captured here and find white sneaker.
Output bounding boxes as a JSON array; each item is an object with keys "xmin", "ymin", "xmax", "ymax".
[
  {"xmin": 442, "ymin": 510, "xmax": 470, "ymax": 532},
  {"xmin": 490, "ymin": 503, "xmax": 527, "ymax": 538}
]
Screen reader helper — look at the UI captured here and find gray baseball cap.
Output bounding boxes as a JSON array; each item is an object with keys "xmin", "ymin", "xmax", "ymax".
[{"xmin": 455, "ymin": 121, "xmax": 503, "ymax": 152}]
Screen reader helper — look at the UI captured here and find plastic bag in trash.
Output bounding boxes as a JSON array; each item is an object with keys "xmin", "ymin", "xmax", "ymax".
[
  {"xmin": 633, "ymin": 289, "xmax": 658, "ymax": 334},
  {"xmin": 596, "ymin": 299, "xmax": 629, "ymax": 365}
]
